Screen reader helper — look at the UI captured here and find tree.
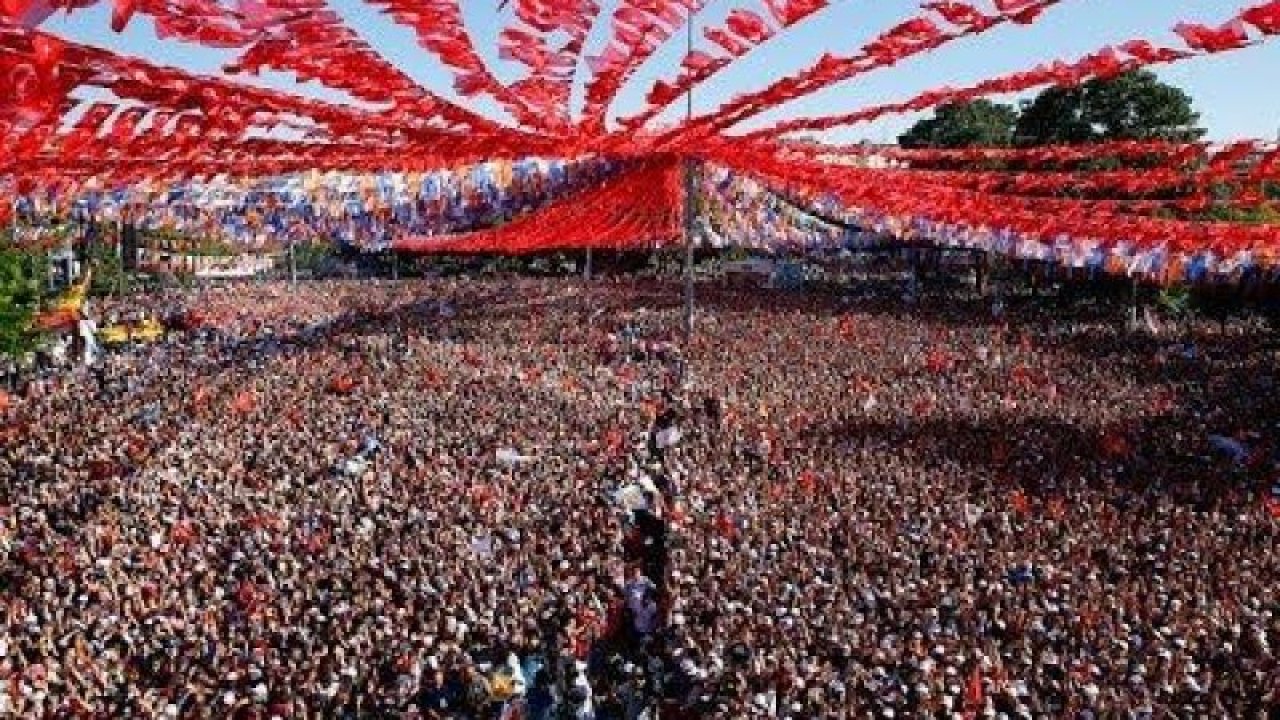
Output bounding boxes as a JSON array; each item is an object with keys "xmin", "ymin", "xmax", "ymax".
[
  {"xmin": 898, "ymin": 100, "xmax": 1019, "ymax": 149},
  {"xmin": 86, "ymin": 238, "xmax": 126, "ymax": 296},
  {"xmin": 1013, "ymin": 86, "xmax": 1094, "ymax": 146},
  {"xmin": 1085, "ymin": 71, "xmax": 1204, "ymax": 142},
  {"xmin": 292, "ymin": 241, "xmax": 339, "ymax": 277},
  {"xmin": 0, "ymin": 247, "xmax": 45, "ymax": 360},
  {"xmin": 1015, "ymin": 70, "xmax": 1205, "ymax": 146}
]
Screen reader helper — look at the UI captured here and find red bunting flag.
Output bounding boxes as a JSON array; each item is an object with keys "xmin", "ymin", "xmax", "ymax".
[
  {"xmin": 1, "ymin": 0, "xmax": 35, "ymax": 20},
  {"xmin": 1174, "ymin": 19, "xmax": 1251, "ymax": 52},
  {"xmin": 31, "ymin": 34, "xmax": 64, "ymax": 68},
  {"xmin": 111, "ymin": 0, "xmax": 138, "ymax": 32},
  {"xmin": 925, "ymin": 2, "xmax": 994, "ymax": 31},
  {"xmin": 763, "ymin": 0, "xmax": 828, "ymax": 26},
  {"xmin": 1242, "ymin": 0, "xmax": 1280, "ymax": 33}
]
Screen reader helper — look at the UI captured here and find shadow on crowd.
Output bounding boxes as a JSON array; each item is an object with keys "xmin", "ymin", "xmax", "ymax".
[{"xmin": 800, "ymin": 407, "xmax": 1272, "ymax": 513}]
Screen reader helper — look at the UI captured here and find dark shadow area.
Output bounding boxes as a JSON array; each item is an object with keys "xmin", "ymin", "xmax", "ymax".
[{"xmin": 798, "ymin": 411, "xmax": 1271, "ymax": 512}]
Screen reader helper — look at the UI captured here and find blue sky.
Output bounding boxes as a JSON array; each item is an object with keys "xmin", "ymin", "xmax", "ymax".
[{"xmin": 40, "ymin": 0, "xmax": 1280, "ymax": 144}]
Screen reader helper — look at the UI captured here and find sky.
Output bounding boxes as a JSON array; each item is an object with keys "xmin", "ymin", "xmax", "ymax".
[{"xmin": 38, "ymin": 0, "xmax": 1280, "ymax": 145}]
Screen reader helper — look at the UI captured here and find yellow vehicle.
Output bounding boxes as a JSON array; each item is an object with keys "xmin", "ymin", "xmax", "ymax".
[
  {"xmin": 98, "ymin": 325, "xmax": 132, "ymax": 346},
  {"xmin": 98, "ymin": 319, "xmax": 166, "ymax": 346},
  {"xmin": 134, "ymin": 318, "xmax": 165, "ymax": 342}
]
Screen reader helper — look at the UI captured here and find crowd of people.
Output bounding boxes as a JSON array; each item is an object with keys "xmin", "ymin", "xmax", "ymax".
[{"xmin": 1, "ymin": 273, "xmax": 1277, "ymax": 718}]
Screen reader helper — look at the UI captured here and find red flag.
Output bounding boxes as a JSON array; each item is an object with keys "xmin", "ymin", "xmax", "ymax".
[
  {"xmin": 964, "ymin": 666, "xmax": 985, "ymax": 709},
  {"xmin": 715, "ymin": 512, "xmax": 738, "ymax": 539},
  {"xmin": 926, "ymin": 348, "xmax": 953, "ymax": 374},
  {"xmin": 111, "ymin": 0, "xmax": 139, "ymax": 32},
  {"xmin": 1264, "ymin": 488, "xmax": 1280, "ymax": 519},
  {"xmin": 171, "ymin": 521, "xmax": 196, "ymax": 545},
  {"xmin": 913, "ymin": 395, "xmax": 935, "ymax": 417},
  {"xmin": 1242, "ymin": 1, "xmax": 1280, "ymax": 34},
  {"xmin": 1, "ymin": 0, "xmax": 35, "ymax": 20},
  {"xmin": 1174, "ymin": 20, "xmax": 1251, "ymax": 52},
  {"xmin": 925, "ymin": 1, "xmax": 993, "ymax": 31},
  {"xmin": 31, "ymin": 34, "xmax": 65, "ymax": 69},
  {"xmin": 236, "ymin": 580, "xmax": 259, "ymax": 609},
  {"xmin": 231, "ymin": 391, "xmax": 257, "ymax": 414},
  {"xmin": 1149, "ymin": 389, "xmax": 1176, "ymax": 414},
  {"xmin": 192, "ymin": 385, "xmax": 211, "ymax": 408},
  {"xmin": 328, "ymin": 376, "xmax": 357, "ymax": 395},
  {"xmin": 604, "ymin": 428, "xmax": 625, "ymax": 456},
  {"xmin": 1266, "ymin": 499, "xmax": 1280, "ymax": 519},
  {"xmin": 1009, "ymin": 489, "xmax": 1031, "ymax": 515},
  {"xmin": 993, "ymin": 0, "xmax": 1037, "ymax": 12},
  {"xmin": 1047, "ymin": 497, "xmax": 1066, "ymax": 519},
  {"xmin": 1100, "ymin": 428, "xmax": 1132, "ymax": 459},
  {"xmin": 1010, "ymin": 365, "xmax": 1036, "ymax": 387}
]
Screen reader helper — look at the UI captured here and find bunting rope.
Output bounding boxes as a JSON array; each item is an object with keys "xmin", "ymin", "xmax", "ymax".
[{"xmin": 1, "ymin": 0, "xmax": 1279, "ymax": 272}]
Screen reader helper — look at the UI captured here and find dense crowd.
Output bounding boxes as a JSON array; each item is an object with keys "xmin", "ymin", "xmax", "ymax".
[{"xmin": 2, "ymin": 275, "xmax": 1277, "ymax": 718}]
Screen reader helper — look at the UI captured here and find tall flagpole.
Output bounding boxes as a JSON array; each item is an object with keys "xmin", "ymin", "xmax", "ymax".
[{"xmin": 682, "ymin": 7, "xmax": 696, "ymax": 344}]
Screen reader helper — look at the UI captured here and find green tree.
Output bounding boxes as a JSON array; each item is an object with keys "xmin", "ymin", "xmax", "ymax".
[
  {"xmin": 86, "ymin": 240, "xmax": 126, "ymax": 296},
  {"xmin": 1013, "ymin": 86, "xmax": 1094, "ymax": 146},
  {"xmin": 1015, "ymin": 71, "xmax": 1205, "ymax": 146},
  {"xmin": 898, "ymin": 100, "xmax": 1019, "ymax": 149},
  {"xmin": 292, "ymin": 242, "xmax": 338, "ymax": 276},
  {"xmin": 1085, "ymin": 71, "xmax": 1203, "ymax": 142},
  {"xmin": 1157, "ymin": 284, "xmax": 1192, "ymax": 318},
  {"xmin": 0, "ymin": 247, "xmax": 45, "ymax": 360}
]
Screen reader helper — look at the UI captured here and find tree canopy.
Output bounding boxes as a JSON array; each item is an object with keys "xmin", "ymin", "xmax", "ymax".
[
  {"xmin": 898, "ymin": 72, "xmax": 1205, "ymax": 150},
  {"xmin": 0, "ymin": 247, "xmax": 45, "ymax": 360},
  {"xmin": 1015, "ymin": 70, "xmax": 1204, "ymax": 146},
  {"xmin": 898, "ymin": 100, "xmax": 1019, "ymax": 149},
  {"xmin": 1012, "ymin": 86, "xmax": 1095, "ymax": 146}
]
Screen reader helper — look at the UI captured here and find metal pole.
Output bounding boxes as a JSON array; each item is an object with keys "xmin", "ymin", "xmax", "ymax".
[
  {"xmin": 289, "ymin": 239, "xmax": 298, "ymax": 287},
  {"xmin": 683, "ymin": 161, "xmax": 695, "ymax": 342},
  {"xmin": 976, "ymin": 250, "xmax": 988, "ymax": 297},
  {"xmin": 584, "ymin": 247, "xmax": 593, "ymax": 281},
  {"xmin": 1129, "ymin": 275, "xmax": 1139, "ymax": 331},
  {"xmin": 115, "ymin": 218, "xmax": 123, "ymax": 298},
  {"xmin": 682, "ymin": 7, "xmax": 696, "ymax": 344},
  {"xmin": 686, "ymin": 10, "xmax": 694, "ymax": 129}
]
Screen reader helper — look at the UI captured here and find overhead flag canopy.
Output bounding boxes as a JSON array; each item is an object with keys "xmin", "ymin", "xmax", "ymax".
[{"xmin": 2, "ymin": 0, "xmax": 1280, "ymax": 278}]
